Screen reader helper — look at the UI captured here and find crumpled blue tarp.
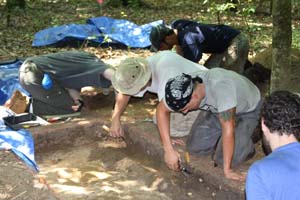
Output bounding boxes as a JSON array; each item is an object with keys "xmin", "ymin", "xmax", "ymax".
[
  {"xmin": 32, "ymin": 16, "xmax": 163, "ymax": 48},
  {"xmin": 32, "ymin": 24, "xmax": 103, "ymax": 47},
  {"xmin": 0, "ymin": 59, "xmax": 29, "ymax": 105},
  {"xmin": 87, "ymin": 16, "xmax": 163, "ymax": 48},
  {"xmin": 0, "ymin": 107, "xmax": 39, "ymax": 172}
]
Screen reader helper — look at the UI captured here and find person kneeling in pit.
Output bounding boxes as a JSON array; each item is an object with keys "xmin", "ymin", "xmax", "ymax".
[
  {"xmin": 19, "ymin": 50, "xmax": 114, "ymax": 117},
  {"xmin": 159, "ymin": 69, "xmax": 262, "ymax": 181}
]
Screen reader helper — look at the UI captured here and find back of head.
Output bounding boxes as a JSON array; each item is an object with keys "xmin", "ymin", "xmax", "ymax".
[
  {"xmin": 150, "ymin": 24, "xmax": 173, "ymax": 52},
  {"xmin": 112, "ymin": 57, "xmax": 151, "ymax": 95},
  {"xmin": 262, "ymin": 91, "xmax": 300, "ymax": 137}
]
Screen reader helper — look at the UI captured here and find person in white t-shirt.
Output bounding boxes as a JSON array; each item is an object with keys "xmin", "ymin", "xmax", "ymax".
[{"xmin": 109, "ymin": 50, "xmax": 207, "ymax": 142}]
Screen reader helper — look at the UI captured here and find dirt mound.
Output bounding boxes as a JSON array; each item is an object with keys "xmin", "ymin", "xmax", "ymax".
[
  {"xmin": 249, "ymin": 48, "xmax": 300, "ymax": 93},
  {"xmin": 250, "ymin": 48, "xmax": 300, "ymax": 70}
]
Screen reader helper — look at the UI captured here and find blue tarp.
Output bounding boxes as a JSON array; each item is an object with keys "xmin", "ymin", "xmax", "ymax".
[
  {"xmin": 32, "ymin": 16, "xmax": 163, "ymax": 48},
  {"xmin": 0, "ymin": 107, "xmax": 39, "ymax": 172},
  {"xmin": 0, "ymin": 59, "xmax": 29, "ymax": 105},
  {"xmin": 87, "ymin": 16, "xmax": 163, "ymax": 48},
  {"xmin": 32, "ymin": 24, "xmax": 103, "ymax": 47}
]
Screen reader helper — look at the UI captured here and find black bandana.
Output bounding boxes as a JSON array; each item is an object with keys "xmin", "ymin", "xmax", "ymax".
[{"xmin": 165, "ymin": 73, "xmax": 202, "ymax": 111}]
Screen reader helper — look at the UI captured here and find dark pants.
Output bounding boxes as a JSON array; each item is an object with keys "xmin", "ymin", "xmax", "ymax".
[
  {"xmin": 186, "ymin": 101, "xmax": 262, "ymax": 167},
  {"xmin": 19, "ymin": 61, "xmax": 75, "ymax": 116}
]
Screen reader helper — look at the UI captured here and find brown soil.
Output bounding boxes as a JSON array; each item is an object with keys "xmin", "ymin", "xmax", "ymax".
[
  {"xmin": 250, "ymin": 48, "xmax": 300, "ymax": 93},
  {"xmin": 0, "ymin": 93, "xmax": 222, "ymax": 200}
]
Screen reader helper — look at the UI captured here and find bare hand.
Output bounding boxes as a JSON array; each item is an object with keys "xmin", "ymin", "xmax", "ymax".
[
  {"xmin": 71, "ymin": 99, "xmax": 84, "ymax": 112},
  {"xmin": 175, "ymin": 45, "xmax": 183, "ymax": 56},
  {"xmin": 110, "ymin": 119, "xmax": 125, "ymax": 138},
  {"xmin": 180, "ymin": 95, "xmax": 201, "ymax": 114},
  {"xmin": 224, "ymin": 169, "xmax": 246, "ymax": 182},
  {"xmin": 164, "ymin": 148, "xmax": 181, "ymax": 171}
]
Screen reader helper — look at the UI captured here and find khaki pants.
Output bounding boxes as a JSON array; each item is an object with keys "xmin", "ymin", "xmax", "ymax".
[{"xmin": 204, "ymin": 33, "xmax": 249, "ymax": 74}]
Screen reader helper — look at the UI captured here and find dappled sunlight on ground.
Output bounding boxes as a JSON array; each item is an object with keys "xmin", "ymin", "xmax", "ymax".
[{"xmin": 36, "ymin": 137, "xmax": 172, "ymax": 199}]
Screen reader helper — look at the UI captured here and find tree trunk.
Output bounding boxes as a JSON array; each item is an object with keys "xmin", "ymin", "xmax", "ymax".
[
  {"xmin": 271, "ymin": 0, "xmax": 292, "ymax": 92},
  {"xmin": 6, "ymin": 0, "xmax": 26, "ymax": 27},
  {"xmin": 6, "ymin": 0, "xmax": 26, "ymax": 9}
]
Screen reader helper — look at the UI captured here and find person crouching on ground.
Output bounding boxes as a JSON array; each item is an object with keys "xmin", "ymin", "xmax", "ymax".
[
  {"xmin": 246, "ymin": 91, "xmax": 300, "ymax": 199},
  {"xmin": 150, "ymin": 19, "xmax": 249, "ymax": 74},
  {"xmin": 160, "ymin": 70, "xmax": 261, "ymax": 181},
  {"xmin": 19, "ymin": 50, "xmax": 114, "ymax": 117},
  {"xmin": 110, "ymin": 50, "xmax": 207, "ymax": 138}
]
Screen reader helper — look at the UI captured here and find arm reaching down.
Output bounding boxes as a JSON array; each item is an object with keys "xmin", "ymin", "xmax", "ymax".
[
  {"xmin": 110, "ymin": 93, "xmax": 131, "ymax": 138},
  {"xmin": 157, "ymin": 101, "xmax": 181, "ymax": 171},
  {"xmin": 219, "ymin": 108, "xmax": 246, "ymax": 181}
]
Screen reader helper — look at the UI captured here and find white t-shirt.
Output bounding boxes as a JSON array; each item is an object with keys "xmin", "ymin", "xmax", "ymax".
[{"xmin": 135, "ymin": 51, "xmax": 208, "ymax": 100}]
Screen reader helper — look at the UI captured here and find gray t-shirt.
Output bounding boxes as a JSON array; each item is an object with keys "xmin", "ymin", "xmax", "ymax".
[
  {"xmin": 27, "ymin": 51, "xmax": 111, "ymax": 90},
  {"xmin": 194, "ymin": 68, "xmax": 261, "ymax": 114}
]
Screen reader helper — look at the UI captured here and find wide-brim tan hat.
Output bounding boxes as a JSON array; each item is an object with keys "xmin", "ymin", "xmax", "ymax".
[{"xmin": 112, "ymin": 57, "xmax": 151, "ymax": 95}]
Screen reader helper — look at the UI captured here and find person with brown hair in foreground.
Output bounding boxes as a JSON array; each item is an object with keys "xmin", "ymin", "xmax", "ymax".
[{"xmin": 246, "ymin": 91, "xmax": 300, "ymax": 199}]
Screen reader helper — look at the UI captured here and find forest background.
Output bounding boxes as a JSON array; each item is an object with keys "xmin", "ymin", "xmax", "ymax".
[{"xmin": 0, "ymin": 0, "xmax": 300, "ymax": 93}]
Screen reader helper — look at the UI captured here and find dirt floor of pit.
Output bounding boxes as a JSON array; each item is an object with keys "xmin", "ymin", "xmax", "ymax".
[
  {"xmin": 1, "ymin": 89, "xmax": 265, "ymax": 200},
  {"xmin": 36, "ymin": 134, "xmax": 227, "ymax": 200},
  {"xmin": 1, "ymin": 130, "xmax": 229, "ymax": 200}
]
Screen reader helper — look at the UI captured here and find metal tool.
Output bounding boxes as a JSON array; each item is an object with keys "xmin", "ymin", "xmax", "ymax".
[{"xmin": 179, "ymin": 157, "xmax": 192, "ymax": 177}]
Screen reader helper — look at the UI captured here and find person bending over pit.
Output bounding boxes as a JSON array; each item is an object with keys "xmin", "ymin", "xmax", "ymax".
[
  {"xmin": 150, "ymin": 19, "xmax": 249, "ymax": 74},
  {"xmin": 246, "ymin": 91, "xmax": 300, "ymax": 200},
  {"xmin": 160, "ymin": 70, "xmax": 261, "ymax": 181},
  {"xmin": 19, "ymin": 50, "xmax": 114, "ymax": 116},
  {"xmin": 110, "ymin": 50, "xmax": 207, "ymax": 147}
]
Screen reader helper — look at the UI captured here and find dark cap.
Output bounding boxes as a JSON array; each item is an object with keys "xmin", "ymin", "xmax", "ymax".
[
  {"xmin": 165, "ymin": 73, "xmax": 203, "ymax": 111},
  {"xmin": 150, "ymin": 24, "xmax": 172, "ymax": 52}
]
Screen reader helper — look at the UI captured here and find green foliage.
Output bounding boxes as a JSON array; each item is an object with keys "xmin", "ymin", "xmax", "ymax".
[
  {"xmin": 202, "ymin": 0, "xmax": 237, "ymax": 23},
  {"xmin": 102, "ymin": 34, "xmax": 113, "ymax": 43},
  {"xmin": 0, "ymin": 0, "xmax": 298, "ymax": 61},
  {"xmin": 292, "ymin": 24, "xmax": 300, "ymax": 49},
  {"xmin": 105, "ymin": 0, "xmax": 142, "ymax": 8},
  {"xmin": 128, "ymin": 0, "xmax": 141, "ymax": 8},
  {"xmin": 240, "ymin": 6, "xmax": 256, "ymax": 29},
  {"xmin": 5, "ymin": 0, "xmax": 25, "ymax": 9}
]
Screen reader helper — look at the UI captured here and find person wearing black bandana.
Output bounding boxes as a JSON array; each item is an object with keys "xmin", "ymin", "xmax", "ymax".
[{"xmin": 161, "ymin": 68, "xmax": 261, "ymax": 181}]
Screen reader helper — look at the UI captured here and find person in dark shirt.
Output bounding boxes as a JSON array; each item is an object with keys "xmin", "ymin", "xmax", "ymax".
[
  {"xmin": 19, "ymin": 51, "xmax": 114, "ymax": 117},
  {"xmin": 150, "ymin": 19, "xmax": 249, "ymax": 74}
]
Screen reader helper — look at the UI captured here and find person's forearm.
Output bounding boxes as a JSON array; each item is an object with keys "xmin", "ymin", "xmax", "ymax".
[
  {"xmin": 222, "ymin": 124, "xmax": 235, "ymax": 172},
  {"xmin": 175, "ymin": 45, "xmax": 183, "ymax": 56},
  {"xmin": 157, "ymin": 101, "xmax": 181, "ymax": 171},
  {"xmin": 112, "ymin": 93, "xmax": 130, "ymax": 120},
  {"xmin": 219, "ymin": 108, "xmax": 236, "ymax": 172},
  {"xmin": 156, "ymin": 101, "xmax": 173, "ymax": 151},
  {"xmin": 66, "ymin": 88, "xmax": 82, "ymax": 102}
]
